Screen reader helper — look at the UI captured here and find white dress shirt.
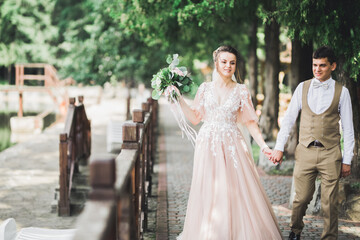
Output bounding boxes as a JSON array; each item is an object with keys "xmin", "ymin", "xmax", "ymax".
[{"xmin": 274, "ymin": 77, "xmax": 355, "ymax": 165}]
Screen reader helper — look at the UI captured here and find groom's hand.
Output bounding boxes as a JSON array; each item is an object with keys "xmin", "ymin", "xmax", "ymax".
[
  {"xmin": 341, "ymin": 163, "xmax": 351, "ymax": 178},
  {"xmin": 270, "ymin": 150, "xmax": 283, "ymax": 164}
]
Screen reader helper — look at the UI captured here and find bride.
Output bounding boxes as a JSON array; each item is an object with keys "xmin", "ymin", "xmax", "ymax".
[{"xmin": 169, "ymin": 45, "xmax": 282, "ymax": 240}]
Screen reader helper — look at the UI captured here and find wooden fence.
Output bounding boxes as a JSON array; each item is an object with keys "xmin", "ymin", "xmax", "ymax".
[
  {"xmin": 14, "ymin": 63, "xmax": 71, "ymax": 117},
  {"xmin": 15, "ymin": 63, "xmax": 61, "ymax": 87},
  {"xmin": 72, "ymin": 98, "xmax": 158, "ymax": 240},
  {"xmin": 58, "ymin": 96, "xmax": 91, "ymax": 216}
]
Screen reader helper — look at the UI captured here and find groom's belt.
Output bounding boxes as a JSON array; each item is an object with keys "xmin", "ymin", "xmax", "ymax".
[{"xmin": 308, "ymin": 140, "xmax": 324, "ymax": 147}]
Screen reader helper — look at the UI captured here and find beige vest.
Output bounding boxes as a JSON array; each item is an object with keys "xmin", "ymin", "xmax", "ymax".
[{"xmin": 299, "ymin": 79, "xmax": 343, "ymax": 149}]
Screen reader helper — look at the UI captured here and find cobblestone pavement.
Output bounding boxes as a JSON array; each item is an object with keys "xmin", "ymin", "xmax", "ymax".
[{"xmin": 144, "ymin": 101, "xmax": 360, "ymax": 240}]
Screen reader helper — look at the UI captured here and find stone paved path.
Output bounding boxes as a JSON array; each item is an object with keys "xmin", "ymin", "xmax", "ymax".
[{"xmin": 145, "ymin": 100, "xmax": 360, "ymax": 240}]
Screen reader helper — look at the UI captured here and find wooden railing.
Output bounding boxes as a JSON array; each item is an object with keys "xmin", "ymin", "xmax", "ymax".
[
  {"xmin": 14, "ymin": 63, "xmax": 72, "ymax": 117},
  {"xmin": 73, "ymin": 98, "xmax": 158, "ymax": 240},
  {"xmin": 15, "ymin": 63, "xmax": 62, "ymax": 87},
  {"xmin": 58, "ymin": 96, "xmax": 91, "ymax": 216}
]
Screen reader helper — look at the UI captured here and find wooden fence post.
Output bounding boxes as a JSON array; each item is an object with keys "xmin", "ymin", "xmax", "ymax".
[
  {"xmin": 15, "ymin": 65, "xmax": 19, "ymax": 86},
  {"xmin": 133, "ymin": 109, "xmax": 145, "ymax": 127},
  {"xmin": 89, "ymin": 157, "xmax": 116, "ymax": 201},
  {"xmin": 18, "ymin": 91, "xmax": 23, "ymax": 117},
  {"xmin": 86, "ymin": 119, "xmax": 91, "ymax": 157},
  {"xmin": 141, "ymin": 102, "xmax": 150, "ymax": 113},
  {"xmin": 122, "ymin": 123, "xmax": 139, "ymax": 150},
  {"xmin": 58, "ymin": 133, "xmax": 70, "ymax": 216}
]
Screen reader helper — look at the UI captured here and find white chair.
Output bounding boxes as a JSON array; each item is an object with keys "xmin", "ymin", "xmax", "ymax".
[
  {"xmin": 0, "ymin": 218, "xmax": 17, "ymax": 240},
  {"xmin": 15, "ymin": 227, "xmax": 76, "ymax": 240},
  {"xmin": 106, "ymin": 119, "xmax": 124, "ymax": 153},
  {"xmin": 0, "ymin": 218, "xmax": 76, "ymax": 240}
]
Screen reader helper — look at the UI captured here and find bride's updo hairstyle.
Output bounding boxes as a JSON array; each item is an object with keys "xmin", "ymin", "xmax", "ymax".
[{"xmin": 212, "ymin": 45, "xmax": 243, "ymax": 83}]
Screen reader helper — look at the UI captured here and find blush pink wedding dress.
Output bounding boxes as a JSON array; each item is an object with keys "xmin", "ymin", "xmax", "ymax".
[{"xmin": 177, "ymin": 82, "xmax": 282, "ymax": 240}]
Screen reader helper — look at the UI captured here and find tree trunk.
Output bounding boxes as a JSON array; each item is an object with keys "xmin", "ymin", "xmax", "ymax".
[
  {"xmin": 336, "ymin": 55, "xmax": 360, "ymax": 178},
  {"xmin": 259, "ymin": 18, "xmax": 280, "ymax": 141},
  {"xmin": 248, "ymin": 18, "xmax": 258, "ymax": 107},
  {"xmin": 289, "ymin": 40, "xmax": 313, "ymax": 92},
  {"xmin": 283, "ymin": 40, "xmax": 313, "ymax": 159}
]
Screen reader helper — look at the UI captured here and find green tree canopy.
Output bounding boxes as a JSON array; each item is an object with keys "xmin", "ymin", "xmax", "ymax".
[
  {"xmin": 275, "ymin": 0, "xmax": 360, "ymax": 79},
  {"xmin": 51, "ymin": 0, "xmax": 171, "ymax": 86},
  {"xmin": 108, "ymin": 0, "xmax": 261, "ymax": 79},
  {"xmin": 0, "ymin": 0, "xmax": 57, "ymax": 66}
]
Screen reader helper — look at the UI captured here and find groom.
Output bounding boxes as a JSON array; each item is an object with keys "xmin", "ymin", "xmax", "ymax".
[{"xmin": 270, "ymin": 46, "xmax": 355, "ymax": 240}]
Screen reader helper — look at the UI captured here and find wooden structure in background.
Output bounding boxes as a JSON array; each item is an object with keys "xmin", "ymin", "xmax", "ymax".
[
  {"xmin": 15, "ymin": 63, "xmax": 63, "ymax": 87},
  {"xmin": 58, "ymin": 96, "xmax": 91, "ymax": 216},
  {"xmin": 12, "ymin": 63, "xmax": 72, "ymax": 117},
  {"xmin": 73, "ymin": 98, "xmax": 158, "ymax": 240}
]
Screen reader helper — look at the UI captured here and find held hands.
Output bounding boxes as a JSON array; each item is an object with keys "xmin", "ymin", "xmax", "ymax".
[
  {"xmin": 261, "ymin": 145, "xmax": 277, "ymax": 164},
  {"xmin": 269, "ymin": 149, "xmax": 283, "ymax": 165}
]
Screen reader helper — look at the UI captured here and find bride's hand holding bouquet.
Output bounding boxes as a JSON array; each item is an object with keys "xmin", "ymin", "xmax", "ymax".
[
  {"xmin": 151, "ymin": 54, "xmax": 193, "ymax": 102},
  {"xmin": 151, "ymin": 54, "xmax": 197, "ymax": 146}
]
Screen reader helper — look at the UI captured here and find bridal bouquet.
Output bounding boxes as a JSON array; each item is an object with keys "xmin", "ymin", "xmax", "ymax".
[
  {"xmin": 151, "ymin": 54, "xmax": 193, "ymax": 101},
  {"xmin": 151, "ymin": 54, "xmax": 197, "ymax": 147}
]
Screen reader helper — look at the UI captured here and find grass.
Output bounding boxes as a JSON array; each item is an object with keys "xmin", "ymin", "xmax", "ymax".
[
  {"xmin": 350, "ymin": 182, "xmax": 360, "ymax": 191},
  {"xmin": 0, "ymin": 79, "xmax": 9, "ymax": 85},
  {"xmin": 0, "ymin": 127, "xmax": 14, "ymax": 151}
]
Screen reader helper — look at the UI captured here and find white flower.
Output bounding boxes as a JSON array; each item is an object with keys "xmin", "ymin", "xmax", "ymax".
[
  {"xmin": 172, "ymin": 67, "xmax": 185, "ymax": 76},
  {"xmin": 155, "ymin": 78, "xmax": 162, "ymax": 87}
]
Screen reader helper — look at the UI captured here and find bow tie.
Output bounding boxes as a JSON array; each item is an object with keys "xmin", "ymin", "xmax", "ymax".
[{"xmin": 313, "ymin": 81, "xmax": 329, "ymax": 90}]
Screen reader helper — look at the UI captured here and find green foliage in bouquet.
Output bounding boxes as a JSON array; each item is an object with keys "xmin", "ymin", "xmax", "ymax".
[{"xmin": 151, "ymin": 54, "xmax": 193, "ymax": 100}]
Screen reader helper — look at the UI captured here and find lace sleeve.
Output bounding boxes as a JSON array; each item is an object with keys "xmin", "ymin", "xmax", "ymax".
[
  {"xmin": 191, "ymin": 82, "xmax": 206, "ymax": 120},
  {"xmin": 237, "ymin": 85, "xmax": 258, "ymax": 124}
]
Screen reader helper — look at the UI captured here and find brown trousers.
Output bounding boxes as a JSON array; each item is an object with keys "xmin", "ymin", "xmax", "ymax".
[{"xmin": 291, "ymin": 144, "xmax": 342, "ymax": 240}]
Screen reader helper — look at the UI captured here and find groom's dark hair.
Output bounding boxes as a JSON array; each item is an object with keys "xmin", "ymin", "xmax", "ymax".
[{"xmin": 313, "ymin": 46, "xmax": 337, "ymax": 64}]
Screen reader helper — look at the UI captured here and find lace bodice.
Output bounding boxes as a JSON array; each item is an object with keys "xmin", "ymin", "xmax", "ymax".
[
  {"xmin": 192, "ymin": 82, "xmax": 258, "ymax": 165},
  {"xmin": 192, "ymin": 82, "xmax": 257, "ymax": 126}
]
